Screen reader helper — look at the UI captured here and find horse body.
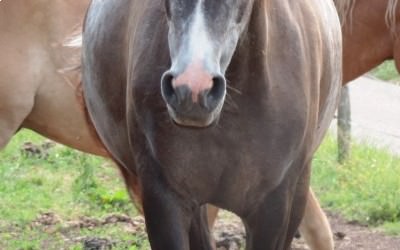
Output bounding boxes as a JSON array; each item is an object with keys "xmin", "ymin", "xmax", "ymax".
[
  {"xmin": 335, "ymin": 0, "xmax": 400, "ymax": 83},
  {"xmin": 0, "ymin": 0, "xmax": 336, "ymax": 249},
  {"xmin": 83, "ymin": 0, "xmax": 341, "ymax": 249},
  {"xmin": 0, "ymin": 0, "xmax": 106, "ymax": 156}
]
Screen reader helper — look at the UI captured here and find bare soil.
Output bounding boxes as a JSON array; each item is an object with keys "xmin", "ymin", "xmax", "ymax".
[
  {"xmin": 213, "ymin": 210, "xmax": 400, "ymax": 250},
  {"xmin": 12, "ymin": 210, "xmax": 400, "ymax": 249}
]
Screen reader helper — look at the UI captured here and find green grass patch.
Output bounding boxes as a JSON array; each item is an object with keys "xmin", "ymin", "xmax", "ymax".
[
  {"xmin": 311, "ymin": 135, "xmax": 400, "ymax": 234},
  {"xmin": 370, "ymin": 60, "xmax": 400, "ymax": 84},
  {"xmin": 382, "ymin": 221, "xmax": 400, "ymax": 235},
  {"xmin": 0, "ymin": 129, "xmax": 141, "ymax": 249}
]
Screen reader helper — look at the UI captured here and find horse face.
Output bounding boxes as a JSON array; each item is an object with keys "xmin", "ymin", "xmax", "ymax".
[{"xmin": 161, "ymin": 0, "xmax": 254, "ymax": 127}]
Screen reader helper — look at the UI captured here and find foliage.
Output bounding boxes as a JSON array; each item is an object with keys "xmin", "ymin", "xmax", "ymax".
[
  {"xmin": 312, "ymin": 135, "xmax": 400, "ymax": 234},
  {"xmin": 370, "ymin": 60, "xmax": 400, "ymax": 84},
  {"xmin": 0, "ymin": 129, "xmax": 139, "ymax": 249}
]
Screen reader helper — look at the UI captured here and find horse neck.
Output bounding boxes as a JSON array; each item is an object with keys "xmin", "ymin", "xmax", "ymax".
[
  {"xmin": 228, "ymin": 1, "xmax": 268, "ymax": 93},
  {"xmin": 341, "ymin": 0, "xmax": 399, "ymax": 83}
]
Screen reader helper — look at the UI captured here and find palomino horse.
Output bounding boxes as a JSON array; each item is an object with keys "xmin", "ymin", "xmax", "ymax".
[
  {"xmin": 335, "ymin": 0, "xmax": 400, "ymax": 83},
  {"xmin": 0, "ymin": 0, "xmax": 334, "ymax": 249},
  {"xmin": 299, "ymin": 1, "xmax": 400, "ymax": 248},
  {"xmin": 0, "ymin": 0, "xmax": 106, "ymax": 156},
  {"xmin": 82, "ymin": 0, "xmax": 341, "ymax": 249}
]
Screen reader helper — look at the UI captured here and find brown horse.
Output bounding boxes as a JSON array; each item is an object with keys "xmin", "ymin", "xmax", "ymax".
[
  {"xmin": 0, "ymin": 0, "xmax": 106, "ymax": 156},
  {"xmin": 82, "ymin": 0, "xmax": 342, "ymax": 249},
  {"xmin": 335, "ymin": 0, "xmax": 400, "ymax": 83},
  {"xmin": 0, "ymin": 0, "xmax": 335, "ymax": 249}
]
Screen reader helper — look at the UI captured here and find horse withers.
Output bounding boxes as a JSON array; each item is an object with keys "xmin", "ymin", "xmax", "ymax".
[{"xmin": 82, "ymin": 0, "xmax": 342, "ymax": 249}]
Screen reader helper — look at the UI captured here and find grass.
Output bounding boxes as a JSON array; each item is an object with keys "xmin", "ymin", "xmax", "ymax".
[
  {"xmin": 1, "ymin": 129, "xmax": 400, "ymax": 249},
  {"xmin": 370, "ymin": 60, "xmax": 400, "ymax": 84},
  {"xmin": 311, "ymin": 135, "xmax": 400, "ymax": 234},
  {"xmin": 0, "ymin": 129, "xmax": 147, "ymax": 250}
]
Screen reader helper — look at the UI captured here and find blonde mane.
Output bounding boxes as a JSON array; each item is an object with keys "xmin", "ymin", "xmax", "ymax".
[
  {"xmin": 334, "ymin": 0, "xmax": 399, "ymax": 35},
  {"xmin": 334, "ymin": 0, "xmax": 356, "ymax": 26},
  {"xmin": 386, "ymin": 0, "xmax": 399, "ymax": 34},
  {"xmin": 58, "ymin": 25, "xmax": 83, "ymax": 88}
]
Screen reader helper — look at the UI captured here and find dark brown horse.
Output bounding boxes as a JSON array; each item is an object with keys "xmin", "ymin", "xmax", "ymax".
[
  {"xmin": 82, "ymin": 0, "xmax": 341, "ymax": 249},
  {"xmin": 335, "ymin": 0, "xmax": 400, "ymax": 83},
  {"xmin": 0, "ymin": 0, "xmax": 334, "ymax": 249}
]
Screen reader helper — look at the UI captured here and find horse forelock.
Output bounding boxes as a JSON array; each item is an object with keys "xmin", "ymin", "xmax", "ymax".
[{"xmin": 334, "ymin": 0, "xmax": 399, "ymax": 35}]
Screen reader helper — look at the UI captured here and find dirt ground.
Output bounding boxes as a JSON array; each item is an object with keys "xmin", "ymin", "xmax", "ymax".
[
  {"xmin": 212, "ymin": 210, "xmax": 400, "ymax": 250},
  {"xmin": 12, "ymin": 210, "xmax": 400, "ymax": 249}
]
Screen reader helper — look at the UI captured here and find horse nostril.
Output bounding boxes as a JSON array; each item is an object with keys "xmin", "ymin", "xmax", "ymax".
[
  {"xmin": 209, "ymin": 75, "xmax": 226, "ymax": 101},
  {"xmin": 200, "ymin": 75, "xmax": 226, "ymax": 110},
  {"xmin": 161, "ymin": 72, "xmax": 175, "ymax": 101}
]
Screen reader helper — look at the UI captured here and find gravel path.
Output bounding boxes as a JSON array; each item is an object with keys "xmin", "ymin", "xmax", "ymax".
[{"xmin": 333, "ymin": 76, "xmax": 400, "ymax": 154}]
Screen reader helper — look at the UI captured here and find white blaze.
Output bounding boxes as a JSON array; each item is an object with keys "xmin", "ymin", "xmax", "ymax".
[{"xmin": 188, "ymin": 0, "xmax": 212, "ymax": 61}]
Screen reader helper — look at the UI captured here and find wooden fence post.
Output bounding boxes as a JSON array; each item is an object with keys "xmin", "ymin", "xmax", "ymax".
[{"xmin": 337, "ymin": 85, "xmax": 351, "ymax": 163}]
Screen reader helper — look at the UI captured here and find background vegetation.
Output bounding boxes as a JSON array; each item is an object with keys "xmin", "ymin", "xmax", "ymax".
[
  {"xmin": 370, "ymin": 60, "xmax": 400, "ymax": 84},
  {"xmin": 0, "ymin": 130, "xmax": 149, "ymax": 250}
]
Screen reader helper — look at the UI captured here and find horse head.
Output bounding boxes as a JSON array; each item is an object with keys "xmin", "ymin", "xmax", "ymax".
[{"xmin": 160, "ymin": 0, "xmax": 254, "ymax": 127}]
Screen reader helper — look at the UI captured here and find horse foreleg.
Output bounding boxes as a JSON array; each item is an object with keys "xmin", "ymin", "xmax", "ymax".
[
  {"xmin": 206, "ymin": 204, "xmax": 219, "ymax": 230},
  {"xmin": 298, "ymin": 187, "xmax": 334, "ymax": 250},
  {"xmin": 0, "ymin": 86, "xmax": 34, "ymax": 149},
  {"xmin": 141, "ymin": 180, "xmax": 213, "ymax": 250},
  {"xmin": 189, "ymin": 205, "xmax": 215, "ymax": 250},
  {"xmin": 117, "ymin": 165, "xmax": 143, "ymax": 212},
  {"xmin": 205, "ymin": 191, "xmax": 332, "ymax": 250},
  {"xmin": 206, "ymin": 205, "xmax": 219, "ymax": 250}
]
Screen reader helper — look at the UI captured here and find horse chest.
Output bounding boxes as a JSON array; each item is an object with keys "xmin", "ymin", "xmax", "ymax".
[{"xmin": 137, "ymin": 109, "xmax": 307, "ymax": 203}]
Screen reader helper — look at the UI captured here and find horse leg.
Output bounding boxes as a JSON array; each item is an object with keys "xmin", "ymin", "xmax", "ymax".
[
  {"xmin": 243, "ymin": 189, "xmax": 293, "ymax": 249},
  {"xmin": 243, "ymin": 165, "xmax": 309, "ymax": 250},
  {"xmin": 0, "ymin": 87, "xmax": 35, "ymax": 149},
  {"xmin": 117, "ymin": 165, "xmax": 143, "ymax": 212},
  {"xmin": 139, "ymin": 164, "xmax": 212, "ymax": 250},
  {"xmin": 119, "ymin": 164, "xmax": 213, "ymax": 249},
  {"xmin": 282, "ymin": 162, "xmax": 312, "ymax": 250},
  {"xmin": 205, "ymin": 205, "xmax": 219, "ymax": 250},
  {"xmin": 189, "ymin": 205, "xmax": 215, "ymax": 250},
  {"xmin": 207, "ymin": 204, "xmax": 219, "ymax": 229},
  {"xmin": 298, "ymin": 187, "xmax": 334, "ymax": 250}
]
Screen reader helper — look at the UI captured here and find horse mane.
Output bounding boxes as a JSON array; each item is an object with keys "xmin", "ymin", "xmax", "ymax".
[
  {"xmin": 60, "ymin": 26, "xmax": 86, "ymax": 113},
  {"xmin": 59, "ymin": 28, "xmax": 107, "ymax": 154},
  {"xmin": 334, "ymin": 0, "xmax": 399, "ymax": 35},
  {"xmin": 58, "ymin": 25, "xmax": 82, "ymax": 89},
  {"xmin": 333, "ymin": 0, "xmax": 356, "ymax": 27},
  {"xmin": 386, "ymin": 0, "xmax": 399, "ymax": 34}
]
